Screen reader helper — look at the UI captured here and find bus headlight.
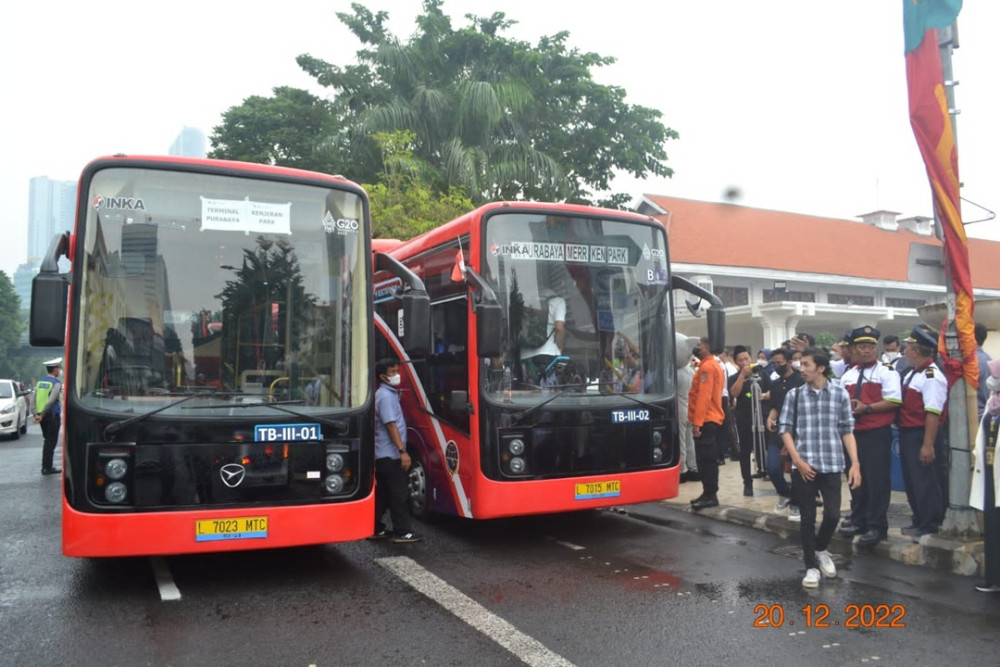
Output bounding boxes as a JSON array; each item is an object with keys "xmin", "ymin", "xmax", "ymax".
[
  {"xmin": 652, "ymin": 447, "xmax": 664, "ymax": 463},
  {"xmin": 652, "ymin": 431, "xmax": 663, "ymax": 447},
  {"xmin": 509, "ymin": 457, "xmax": 526, "ymax": 474},
  {"xmin": 105, "ymin": 482, "xmax": 128, "ymax": 504},
  {"xmin": 326, "ymin": 453, "xmax": 344, "ymax": 472},
  {"xmin": 104, "ymin": 458, "xmax": 128, "ymax": 480},
  {"xmin": 508, "ymin": 438, "xmax": 525, "ymax": 456},
  {"xmin": 325, "ymin": 475, "xmax": 345, "ymax": 494}
]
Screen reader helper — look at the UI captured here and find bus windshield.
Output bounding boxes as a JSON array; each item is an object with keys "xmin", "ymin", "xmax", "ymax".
[
  {"xmin": 481, "ymin": 211, "xmax": 674, "ymax": 405},
  {"xmin": 74, "ymin": 166, "xmax": 370, "ymax": 417}
]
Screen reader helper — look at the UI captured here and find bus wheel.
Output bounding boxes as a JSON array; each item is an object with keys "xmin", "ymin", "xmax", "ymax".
[{"xmin": 407, "ymin": 455, "xmax": 430, "ymax": 520}]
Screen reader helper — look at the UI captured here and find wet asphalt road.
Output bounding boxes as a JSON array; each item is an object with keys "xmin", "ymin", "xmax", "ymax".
[{"xmin": 2, "ymin": 427, "xmax": 999, "ymax": 667}]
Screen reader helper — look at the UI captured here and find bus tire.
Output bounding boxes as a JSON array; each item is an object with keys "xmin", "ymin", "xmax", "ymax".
[{"xmin": 407, "ymin": 453, "xmax": 430, "ymax": 520}]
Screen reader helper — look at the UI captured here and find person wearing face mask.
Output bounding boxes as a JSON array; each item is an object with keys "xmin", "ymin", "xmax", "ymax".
[
  {"xmin": 971, "ymin": 358, "xmax": 1000, "ymax": 592},
  {"xmin": 765, "ymin": 347, "xmax": 804, "ymax": 517},
  {"xmin": 790, "ymin": 350, "xmax": 803, "ymax": 375},
  {"xmin": 688, "ymin": 338, "xmax": 726, "ymax": 510},
  {"xmin": 881, "ymin": 335, "xmax": 902, "ymax": 367},
  {"xmin": 371, "ymin": 357, "xmax": 421, "ymax": 543}
]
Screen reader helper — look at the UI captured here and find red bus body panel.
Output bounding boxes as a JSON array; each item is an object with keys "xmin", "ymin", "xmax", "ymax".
[
  {"xmin": 62, "ymin": 488, "xmax": 374, "ymax": 557},
  {"xmin": 55, "ymin": 155, "xmax": 375, "ymax": 558},
  {"xmin": 375, "ymin": 202, "xmax": 679, "ymax": 521},
  {"xmin": 471, "ymin": 468, "xmax": 677, "ymax": 519}
]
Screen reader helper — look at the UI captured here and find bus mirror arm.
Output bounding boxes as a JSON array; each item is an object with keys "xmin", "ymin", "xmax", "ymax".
[
  {"xmin": 41, "ymin": 232, "xmax": 71, "ymax": 273},
  {"xmin": 30, "ymin": 232, "xmax": 72, "ymax": 347},
  {"xmin": 374, "ymin": 252, "xmax": 426, "ymax": 292},
  {"xmin": 671, "ymin": 275, "xmax": 726, "ymax": 353},
  {"xmin": 374, "ymin": 251, "xmax": 431, "ymax": 354},
  {"xmin": 457, "ymin": 266, "xmax": 499, "ymax": 307},
  {"xmin": 459, "ymin": 267, "xmax": 504, "ymax": 358}
]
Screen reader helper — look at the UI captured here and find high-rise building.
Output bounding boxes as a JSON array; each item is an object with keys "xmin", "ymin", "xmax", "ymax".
[
  {"xmin": 169, "ymin": 126, "xmax": 207, "ymax": 158},
  {"xmin": 28, "ymin": 177, "xmax": 76, "ymax": 262},
  {"xmin": 12, "ymin": 261, "xmax": 39, "ymax": 310}
]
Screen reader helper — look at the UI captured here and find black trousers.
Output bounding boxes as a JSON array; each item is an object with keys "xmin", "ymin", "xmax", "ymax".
[
  {"xmin": 695, "ymin": 422, "xmax": 722, "ymax": 497},
  {"xmin": 850, "ymin": 426, "xmax": 892, "ymax": 535},
  {"xmin": 375, "ymin": 456, "xmax": 412, "ymax": 535},
  {"xmin": 984, "ymin": 458, "xmax": 1000, "ymax": 586},
  {"xmin": 40, "ymin": 412, "xmax": 60, "ymax": 470},
  {"xmin": 735, "ymin": 422, "xmax": 754, "ymax": 484},
  {"xmin": 898, "ymin": 426, "xmax": 944, "ymax": 532},
  {"xmin": 792, "ymin": 469, "xmax": 842, "ymax": 570}
]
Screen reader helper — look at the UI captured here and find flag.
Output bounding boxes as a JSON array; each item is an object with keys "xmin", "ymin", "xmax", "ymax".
[
  {"xmin": 903, "ymin": 0, "xmax": 977, "ymax": 388},
  {"xmin": 450, "ymin": 248, "xmax": 466, "ymax": 282}
]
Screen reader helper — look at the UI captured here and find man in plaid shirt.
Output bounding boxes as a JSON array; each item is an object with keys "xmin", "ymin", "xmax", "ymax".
[{"xmin": 779, "ymin": 347, "xmax": 861, "ymax": 588}]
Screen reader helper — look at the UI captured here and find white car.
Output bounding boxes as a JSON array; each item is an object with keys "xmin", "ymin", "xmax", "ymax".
[{"xmin": 0, "ymin": 379, "xmax": 30, "ymax": 440}]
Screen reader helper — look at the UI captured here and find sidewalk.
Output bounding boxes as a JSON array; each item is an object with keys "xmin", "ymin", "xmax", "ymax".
[{"xmin": 663, "ymin": 455, "xmax": 985, "ymax": 578}]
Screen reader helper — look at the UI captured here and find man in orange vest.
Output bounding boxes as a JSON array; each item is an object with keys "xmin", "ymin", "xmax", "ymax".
[{"xmin": 688, "ymin": 338, "xmax": 726, "ymax": 510}]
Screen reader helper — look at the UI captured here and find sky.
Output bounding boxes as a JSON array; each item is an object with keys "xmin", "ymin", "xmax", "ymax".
[{"xmin": 2, "ymin": 1, "xmax": 998, "ymax": 278}]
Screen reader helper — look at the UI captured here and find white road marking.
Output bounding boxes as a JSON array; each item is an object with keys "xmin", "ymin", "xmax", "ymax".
[
  {"xmin": 150, "ymin": 557, "xmax": 181, "ymax": 601},
  {"xmin": 552, "ymin": 539, "xmax": 586, "ymax": 551},
  {"xmin": 376, "ymin": 556, "xmax": 576, "ymax": 667}
]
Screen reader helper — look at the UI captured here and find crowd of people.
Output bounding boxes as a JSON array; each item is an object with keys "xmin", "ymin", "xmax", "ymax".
[{"xmin": 680, "ymin": 322, "xmax": 1000, "ymax": 590}]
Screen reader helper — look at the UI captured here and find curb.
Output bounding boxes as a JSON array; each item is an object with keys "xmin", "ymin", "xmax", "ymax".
[{"xmin": 661, "ymin": 501, "xmax": 985, "ymax": 578}]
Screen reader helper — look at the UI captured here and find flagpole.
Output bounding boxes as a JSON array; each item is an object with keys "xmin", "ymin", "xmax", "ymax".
[{"xmin": 936, "ymin": 22, "xmax": 979, "ymax": 537}]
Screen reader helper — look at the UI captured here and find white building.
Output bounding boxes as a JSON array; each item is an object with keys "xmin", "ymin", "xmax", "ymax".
[{"xmin": 637, "ymin": 195, "xmax": 1000, "ymax": 352}]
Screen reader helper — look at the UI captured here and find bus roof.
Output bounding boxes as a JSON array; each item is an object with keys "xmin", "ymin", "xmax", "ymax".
[
  {"xmin": 383, "ymin": 201, "xmax": 658, "ymax": 258},
  {"xmin": 81, "ymin": 154, "xmax": 365, "ymax": 191}
]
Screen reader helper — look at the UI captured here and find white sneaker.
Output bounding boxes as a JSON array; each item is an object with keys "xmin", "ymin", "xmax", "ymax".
[
  {"xmin": 802, "ymin": 568, "xmax": 821, "ymax": 589},
  {"xmin": 816, "ymin": 550, "xmax": 837, "ymax": 579},
  {"xmin": 774, "ymin": 497, "xmax": 791, "ymax": 512},
  {"xmin": 788, "ymin": 507, "xmax": 801, "ymax": 523}
]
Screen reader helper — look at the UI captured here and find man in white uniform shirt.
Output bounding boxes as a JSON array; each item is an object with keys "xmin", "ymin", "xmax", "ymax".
[{"xmin": 519, "ymin": 287, "xmax": 566, "ymax": 386}]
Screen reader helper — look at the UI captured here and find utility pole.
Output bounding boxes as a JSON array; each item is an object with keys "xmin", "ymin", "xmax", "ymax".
[{"xmin": 937, "ymin": 22, "xmax": 979, "ymax": 537}]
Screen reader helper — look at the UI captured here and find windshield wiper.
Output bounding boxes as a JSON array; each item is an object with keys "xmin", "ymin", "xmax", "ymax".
[
  {"xmin": 184, "ymin": 399, "xmax": 350, "ymax": 435},
  {"xmin": 511, "ymin": 387, "xmax": 588, "ymax": 426},
  {"xmin": 613, "ymin": 391, "xmax": 670, "ymax": 415},
  {"xmin": 103, "ymin": 394, "xmax": 201, "ymax": 441}
]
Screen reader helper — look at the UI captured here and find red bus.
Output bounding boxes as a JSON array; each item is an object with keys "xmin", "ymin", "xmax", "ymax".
[
  {"xmin": 30, "ymin": 155, "xmax": 427, "ymax": 557},
  {"xmin": 372, "ymin": 202, "xmax": 724, "ymax": 520}
]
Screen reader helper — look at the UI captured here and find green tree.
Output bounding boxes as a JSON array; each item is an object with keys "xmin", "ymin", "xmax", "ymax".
[
  {"xmin": 211, "ymin": 0, "xmax": 676, "ymax": 207},
  {"xmin": 209, "ymin": 86, "xmax": 346, "ymax": 174},
  {"xmin": 0, "ymin": 272, "xmax": 27, "ymax": 379},
  {"xmin": 365, "ymin": 131, "xmax": 474, "ymax": 239}
]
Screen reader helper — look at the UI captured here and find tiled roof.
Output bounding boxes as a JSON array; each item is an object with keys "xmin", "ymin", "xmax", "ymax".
[{"xmin": 641, "ymin": 194, "xmax": 1000, "ymax": 290}]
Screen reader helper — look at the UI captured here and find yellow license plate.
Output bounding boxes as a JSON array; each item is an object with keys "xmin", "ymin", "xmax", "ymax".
[
  {"xmin": 195, "ymin": 516, "xmax": 269, "ymax": 542},
  {"xmin": 574, "ymin": 480, "xmax": 621, "ymax": 500}
]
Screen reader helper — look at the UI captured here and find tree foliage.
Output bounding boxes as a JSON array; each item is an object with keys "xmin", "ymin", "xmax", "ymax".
[
  {"xmin": 364, "ymin": 131, "xmax": 474, "ymax": 239},
  {"xmin": 0, "ymin": 271, "xmax": 27, "ymax": 379},
  {"xmin": 210, "ymin": 0, "xmax": 676, "ymax": 210},
  {"xmin": 0, "ymin": 271, "xmax": 22, "ymax": 352},
  {"xmin": 209, "ymin": 87, "xmax": 346, "ymax": 174}
]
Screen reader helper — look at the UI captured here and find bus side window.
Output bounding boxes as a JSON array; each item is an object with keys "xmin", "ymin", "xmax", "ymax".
[{"xmin": 428, "ymin": 298, "xmax": 469, "ymax": 432}]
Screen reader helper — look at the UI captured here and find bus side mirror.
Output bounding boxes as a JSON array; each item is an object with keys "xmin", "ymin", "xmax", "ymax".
[
  {"xmin": 707, "ymin": 306, "xmax": 726, "ymax": 354},
  {"xmin": 475, "ymin": 302, "xmax": 503, "ymax": 358},
  {"xmin": 30, "ymin": 272, "xmax": 69, "ymax": 347},
  {"xmin": 401, "ymin": 290, "xmax": 430, "ymax": 355}
]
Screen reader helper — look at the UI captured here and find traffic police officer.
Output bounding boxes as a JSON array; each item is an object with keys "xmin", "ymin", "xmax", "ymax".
[
  {"xmin": 35, "ymin": 357, "xmax": 63, "ymax": 475},
  {"xmin": 838, "ymin": 326, "xmax": 902, "ymax": 545},
  {"xmin": 898, "ymin": 326, "xmax": 946, "ymax": 540}
]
